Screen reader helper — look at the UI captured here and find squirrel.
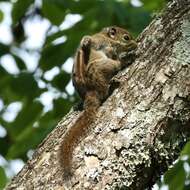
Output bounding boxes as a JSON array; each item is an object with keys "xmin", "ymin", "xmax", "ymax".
[{"xmin": 59, "ymin": 26, "xmax": 137, "ymax": 181}]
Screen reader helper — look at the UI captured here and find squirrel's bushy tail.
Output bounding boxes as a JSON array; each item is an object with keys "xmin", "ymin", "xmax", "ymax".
[{"xmin": 59, "ymin": 91, "xmax": 100, "ymax": 181}]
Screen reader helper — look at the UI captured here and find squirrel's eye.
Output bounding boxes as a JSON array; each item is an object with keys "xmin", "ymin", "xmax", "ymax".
[
  {"xmin": 123, "ymin": 34, "xmax": 130, "ymax": 41},
  {"xmin": 109, "ymin": 28, "xmax": 116, "ymax": 38}
]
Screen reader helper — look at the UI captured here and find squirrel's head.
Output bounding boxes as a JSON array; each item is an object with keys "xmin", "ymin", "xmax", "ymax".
[{"xmin": 101, "ymin": 26, "xmax": 137, "ymax": 50}]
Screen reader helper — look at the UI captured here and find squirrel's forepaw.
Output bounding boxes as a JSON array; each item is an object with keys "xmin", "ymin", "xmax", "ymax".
[
  {"xmin": 119, "ymin": 50, "xmax": 136, "ymax": 66},
  {"xmin": 80, "ymin": 36, "xmax": 91, "ymax": 49}
]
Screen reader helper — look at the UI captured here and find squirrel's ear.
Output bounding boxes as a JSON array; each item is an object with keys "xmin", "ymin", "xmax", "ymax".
[{"xmin": 107, "ymin": 27, "xmax": 117, "ymax": 39}]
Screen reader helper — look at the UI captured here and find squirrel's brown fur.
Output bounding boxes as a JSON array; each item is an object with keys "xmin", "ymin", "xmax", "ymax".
[{"xmin": 60, "ymin": 26, "xmax": 137, "ymax": 180}]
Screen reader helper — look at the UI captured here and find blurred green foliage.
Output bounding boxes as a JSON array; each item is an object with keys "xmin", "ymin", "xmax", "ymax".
[
  {"xmin": 1, "ymin": 0, "xmax": 188, "ymax": 189},
  {"xmin": 158, "ymin": 142, "xmax": 190, "ymax": 190},
  {"xmin": 0, "ymin": 166, "xmax": 7, "ymax": 189}
]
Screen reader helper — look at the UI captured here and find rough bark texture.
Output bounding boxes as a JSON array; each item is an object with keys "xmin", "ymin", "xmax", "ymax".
[{"xmin": 6, "ymin": 0, "xmax": 190, "ymax": 189}]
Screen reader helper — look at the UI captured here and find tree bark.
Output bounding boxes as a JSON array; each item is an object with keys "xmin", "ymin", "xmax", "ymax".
[{"xmin": 5, "ymin": 0, "xmax": 190, "ymax": 189}]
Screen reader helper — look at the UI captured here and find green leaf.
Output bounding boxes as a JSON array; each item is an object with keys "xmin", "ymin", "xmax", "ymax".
[
  {"xmin": 0, "ymin": 75, "xmax": 23, "ymax": 104},
  {"xmin": 42, "ymin": 0, "xmax": 67, "ymax": 25},
  {"xmin": 0, "ymin": 135, "xmax": 10, "ymax": 157},
  {"xmin": 53, "ymin": 97, "xmax": 72, "ymax": 117},
  {"xmin": 44, "ymin": 30, "xmax": 66, "ymax": 47},
  {"xmin": 7, "ymin": 126, "xmax": 38, "ymax": 159},
  {"xmin": 12, "ymin": 54, "xmax": 27, "ymax": 71},
  {"xmin": 12, "ymin": 0, "xmax": 34, "ymax": 25},
  {"xmin": 141, "ymin": 0, "xmax": 165, "ymax": 11},
  {"xmin": 10, "ymin": 72, "xmax": 39, "ymax": 98},
  {"xmin": 0, "ymin": 71, "xmax": 44, "ymax": 104},
  {"xmin": 164, "ymin": 161, "xmax": 186, "ymax": 190},
  {"xmin": 0, "ymin": 9, "xmax": 3, "ymax": 23},
  {"xmin": 0, "ymin": 166, "xmax": 7, "ymax": 189},
  {"xmin": 37, "ymin": 111, "xmax": 57, "ymax": 135},
  {"xmin": 181, "ymin": 141, "xmax": 190, "ymax": 156},
  {"xmin": 7, "ymin": 111, "xmax": 56, "ymax": 159},
  {"xmin": 8, "ymin": 100, "xmax": 43, "ymax": 137},
  {"xmin": 40, "ymin": 41, "xmax": 77, "ymax": 71},
  {"xmin": 0, "ymin": 43, "xmax": 10, "ymax": 56},
  {"xmin": 51, "ymin": 71, "xmax": 70, "ymax": 91},
  {"xmin": 67, "ymin": 0, "xmax": 101, "ymax": 14},
  {"xmin": 0, "ymin": 65, "xmax": 9, "ymax": 79},
  {"xmin": 39, "ymin": 43, "xmax": 66, "ymax": 71}
]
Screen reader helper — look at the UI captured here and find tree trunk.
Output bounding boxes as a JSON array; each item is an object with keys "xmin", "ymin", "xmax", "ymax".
[{"xmin": 5, "ymin": 0, "xmax": 190, "ymax": 189}]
